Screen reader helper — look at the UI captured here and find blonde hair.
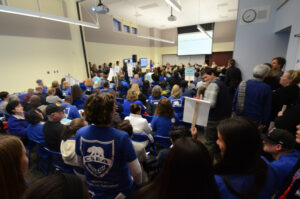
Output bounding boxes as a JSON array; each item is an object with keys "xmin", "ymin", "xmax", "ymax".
[
  {"xmin": 171, "ymin": 84, "xmax": 181, "ymax": 98},
  {"xmin": 131, "ymin": 83, "xmax": 140, "ymax": 95},
  {"xmin": 85, "ymin": 78, "xmax": 94, "ymax": 87},
  {"xmin": 126, "ymin": 89, "xmax": 139, "ymax": 101},
  {"xmin": 62, "ymin": 81, "xmax": 70, "ymax": 90},
  {"xmin": 287, "ymin": 70, "xmax": 300, "ymax": 85}
]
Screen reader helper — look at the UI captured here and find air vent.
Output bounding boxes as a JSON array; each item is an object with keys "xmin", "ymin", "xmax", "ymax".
[
  {"xmin": 217, "ymin": 3, "xmax": 228, "ymax": 7},
  {"xmin": 139, "ymin": 3, "xmax": 159, "ymax": 10},
  {"xmin": 257, "ymin": 9, "xmax": 267, "ymax": 19}
]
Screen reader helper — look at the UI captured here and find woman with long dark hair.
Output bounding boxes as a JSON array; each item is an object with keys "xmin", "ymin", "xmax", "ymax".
[
  {"xmin": 0, "ymin": 135, "xmax": 28, "ymax": 199},
  {"xmin": 214, "ymin": 117, "xmax": 277, "ymax": 199},
  {"xmin": 131, "ymin": 137, "xmax": 220, "ymax": 199}
]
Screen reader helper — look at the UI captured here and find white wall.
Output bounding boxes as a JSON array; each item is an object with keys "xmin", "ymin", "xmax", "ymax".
[
  {"xmin": 275, "ymin": 0, "xmax": 300, "ymax": 70},
  {"xmin": 162, "ymin": 55, "xmax": 205, "ymax": 65},
  {"xmin": 233, "ymin": 0, "xmax": 290, "ymax": 80},
  {"xmin": 0, "ymin": 0, "xmax": 86, "ymax": 93}
]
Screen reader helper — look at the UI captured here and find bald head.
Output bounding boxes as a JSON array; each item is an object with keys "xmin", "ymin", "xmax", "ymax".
[{"xmin": 29, "ymin": 95, "xmax": 41, "ymax": 106}]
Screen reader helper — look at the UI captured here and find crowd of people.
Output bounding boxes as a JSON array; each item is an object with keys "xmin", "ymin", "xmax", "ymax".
[{"xmin": 0, "ymin": 57, "xmax": 300, "ymax": 199}]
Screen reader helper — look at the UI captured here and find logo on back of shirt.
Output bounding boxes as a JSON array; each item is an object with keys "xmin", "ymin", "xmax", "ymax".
[{"xmin": 80, "ymin": 137, "xmax": 114, "ymax": 178}]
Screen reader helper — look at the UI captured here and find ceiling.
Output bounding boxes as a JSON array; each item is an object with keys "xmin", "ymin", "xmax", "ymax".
[{"xmin": 81, "ymin": 0, "xmax": 239, "ymax": 29}]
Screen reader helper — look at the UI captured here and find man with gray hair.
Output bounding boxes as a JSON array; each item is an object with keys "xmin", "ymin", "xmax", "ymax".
[{"xmin": 233, "ymin": 64, "xmax": 272, "ymax": 128}]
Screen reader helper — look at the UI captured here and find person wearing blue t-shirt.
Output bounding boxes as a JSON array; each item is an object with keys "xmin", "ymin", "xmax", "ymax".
[
  {"xmin": 123, "ymin": 89, "xmax": 145, "ymax": 116},
  {"xmin": 61, "ymin": 95, "xmax": 81, "ymax": 120},
  {"xmin": 262, "ymin": 129, "xmax": 300, "ymax": 190},
  {"xmin": 151, "ymin": 98, "xmax": 179, "ymax": 137},
  {"xmin": 6, "ymin": 100, "xmax": 29, "ymax": 138},
  {"xmin": 159, "ymin": 71, "xmax": 170, "ymax": 83},
  {"xmin": 25, "ymin": 108, "xmax": 45, "ymax": 145},
  {"xmin": 75, "ymin": 93, "xmax": 142, "ymax": 199},
  {"xmin": 214, "ymin": 117, "xmax": 277, "ymax": 199},
  {"xmin": 147, "ymin": 85, "xmax": 163, "ymax": 116},
  {"xmin": 62, "ymin": 81, "xmax": 71, "ymax": 97},
  {"xmin": 168, "ymin": 85, "xmax": 184, "ymax": 118},
  {"xmin": 36, "ymin": 79, "xmax": 48, "ymax": 95},
  {"xmin": 71, "ymin": 85, "xmax": 88, "ymax": 110},
  {"xmin": 101, "ymin": 82, "xmax": 114, "ymax": 93}
]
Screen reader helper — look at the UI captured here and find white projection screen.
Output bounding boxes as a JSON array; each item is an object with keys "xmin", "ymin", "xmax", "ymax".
[{"xmin": 178, "ymin": 31, "xmax": 213, "ymax": 56}]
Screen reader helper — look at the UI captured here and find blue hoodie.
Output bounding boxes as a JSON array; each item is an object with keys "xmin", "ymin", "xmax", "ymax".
[{"xmin": 8, "ymin": 115, "xmax": 29, "ymax": 137}]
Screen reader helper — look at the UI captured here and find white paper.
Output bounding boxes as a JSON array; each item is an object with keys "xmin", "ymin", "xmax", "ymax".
[
  {"xmin": 127, "ymin": 63, "xmax": 133, "ymax": 77},
  {"xmin": 108, "ymin": 68, "xmax": 114, "ymax": 81},
  {"xmin": 183, "ymin": 97, "xmax": 211, "ymax": 127}
]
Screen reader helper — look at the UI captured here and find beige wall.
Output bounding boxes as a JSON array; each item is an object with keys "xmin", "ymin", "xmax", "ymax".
[{"xmin": 0, "ymin": 0, "xmax": 86, "ymax": 93}]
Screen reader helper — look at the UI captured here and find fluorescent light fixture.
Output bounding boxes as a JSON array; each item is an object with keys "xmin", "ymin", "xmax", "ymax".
[
  {"xmin": 197, "ymin": 24, "xmax": 212, "ymax": 39},
  {"xmin": 0, "ymin": 5, "xmax": 99, "ymax": 29},
  {"xmin": 137, "ymin": 35, "xmax": 175, "ymax": 44},
  {"xmin": 165, "ymin": 0, "xmax": 182, "ymax": 12}
]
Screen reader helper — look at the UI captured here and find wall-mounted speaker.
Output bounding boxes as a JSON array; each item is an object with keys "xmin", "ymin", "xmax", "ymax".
[{"xmin": 132, "ymin": 54, "xmax": 137, "ymax": 62}]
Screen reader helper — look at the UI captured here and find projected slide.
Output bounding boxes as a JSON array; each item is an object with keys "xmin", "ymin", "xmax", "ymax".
[
  {"xmin": 140, "ymin": 58, "xmax": 148, "ymax": 67},
  {"xmin": 178, "ymin": 31, "xmax": 213, "ymax": 55}
]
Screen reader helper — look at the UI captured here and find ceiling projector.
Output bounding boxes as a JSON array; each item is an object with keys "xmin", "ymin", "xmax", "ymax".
[
  {"xmin": 91, "ymin": 0, "xmax": 109, "ymax": 14},
  {"xmin": 168, "ymin": 14, "xmax": 176, "ymax": 21}
]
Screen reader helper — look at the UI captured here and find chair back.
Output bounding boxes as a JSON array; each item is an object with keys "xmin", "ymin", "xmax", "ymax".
[{"xmin": 154, "ymin": 135, "xmax": 171, "ymax": 148}]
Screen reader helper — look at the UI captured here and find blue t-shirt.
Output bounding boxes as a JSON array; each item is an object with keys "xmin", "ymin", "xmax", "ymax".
[
  {"xmin": 73, "ymin": 95, "xmax": 88, "ymax": 110},
  {"xmin": 262, "ymin": 150, "xmax": 300, "ymax": 190},
  {"xmin": 101, "ymin": 88, "xmax": 114, "ymax": 93},
  {"xmin": 27, "ymin": 124, "xmax": 45, "ymax": 145},
  {"xmin": 86, "ymin": 86, "xmax": 94, "ymax": 92},
  {"xmin": 62, "ymin": 88, "xmax": 71, "ymax": 97},
  {"xmin": 61, "ymin": 103, "xmax": 81, "ymax": 120},
  {"xmin": 123, "ymin": 100, "xmax": 145, "ymax": 116},
  {"xmin": 159, "ymin": 76, "xmax": 170, "ymax": 82},
  {"xmin": 168, "ymin": 96, "xmax": 185, "ymax": 118},
  {"xmin": 75, "ymin": 126, "xmax": 137, "ymax": 199},
  {"xmin": 151, "ymin": 115, "xmax": 178, "ymax": 137},
  {"xmin": 148, "ymin": 96, "xmax": 163, "ymax": 105},
  {"xmin": 214, "ymin": 161, "xmax": 277, "ymax": 199}
]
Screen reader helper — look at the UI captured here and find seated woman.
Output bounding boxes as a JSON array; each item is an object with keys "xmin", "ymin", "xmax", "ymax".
[
  {"xmin": 131, "ymin": 83, "xmax": 147, "ymax": 105},
  {"xmin": 0, "ymin": 135, "xmax": 28, "ymax": 199},
  {"xmin": 85, "ymin": 78, "xmax": 94, "ymax": 94},
  {"xmin": 141, "ymin": 80, "xmax": 152, "ymax": 98},
  {"xmin": 132, "ymin": 137, "xmax": 220, "ymax": 199},
  {"xmin": 71, "ymin": 85, "xmax": 88, "ymax": 110},
  {"xmin": 46, "ymin": 88, "xmax": 63, "ymax": 104},
  {"xmin": 101, "ymin": 82, "xmax": 114, "ymax": 93},
  {"xmin": 125, "ymin": 104, "xmax": 153, "ymax": 142},
  {"xmin": 25, "ymin": 108, "xmax": 45, "ymax": 144},
  {"xmin": 123, "ymin": 89, "xmax": 146, "ymax": 116},
  {"xmin": 60, "ymin": 118, "xmax": 87, "ymax": 167},
  {"xmin": 75, "ymin": 93, "xmax": 142, "ymax": 199},
  {"xmin": 147, "ymin": 85, "xmax": 163, "ymax": 116},
  {"xmin": 131, "ymin": 74, "xmax": 143, "ymax": 87},
  {"xmin": 117, "ymin": 120, "xmax": 148, "ymax": 184},
  {"xmin": 214, "ymin": 117, "xmax": 277, "ymax": 199},
  {"xmin": 51, "ymin": 80, "xmax": 64, "ymax": 99},
  {"xmin": 6, "ymin": 100, "xmax": 29, "ymax": 139},
  {"xmin": 62, "ymin": 81, "xmax": 71, "ymax": 97},
  {"xmin": 151, "ymin": 98, "xmax": 179, "ymax": 137},
  {"xmin": 159, "ymin": 80, "xmax": 170, "ymax": 97},
  {"xmin": 180, "ymin": 80, "xmax": 195, "ymax": 98},
  {"xmin": 168, "ymin": 84, "xmax": 185, "ymax": 118},
  {"xmin": 159, "ymin": 71, "xmax": 170, "ymax": 83}
]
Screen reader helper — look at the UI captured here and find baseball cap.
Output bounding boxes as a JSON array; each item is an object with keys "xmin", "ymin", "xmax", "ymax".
[
  {"xmin": 46, "ymin": 104, "xmax": 66, "ymax": 115},
  {"xmin": 36, "ymin": 79, "xmax": 42, "ymax": 84},
  {"xmin": 262, "ymin": 129, "xmax": 296, "ymax": 149}
]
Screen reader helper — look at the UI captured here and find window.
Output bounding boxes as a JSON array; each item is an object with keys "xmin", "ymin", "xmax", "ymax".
[
  {"xmin": 113, "ymin": 18, "xmax": 121, "ymax": 31},
  {"xmin": 123, "ymin": 25, "xmax": 130, "ymax": 33},
  {"xmin": 132, "ymin": 27, "xmax": 138, "ymax": 34}
]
